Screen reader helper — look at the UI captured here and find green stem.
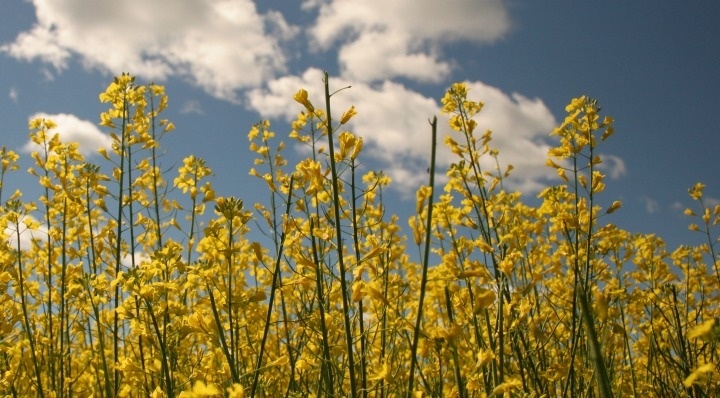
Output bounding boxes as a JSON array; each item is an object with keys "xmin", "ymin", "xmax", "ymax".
[
  {"xmin": 112, "ymin": 91, "xmax": 129, "ymax": 396},
  {"xmin": 206, "ymin": 269, "xmax": 240, "ymax": 384},
  {"xmin": 407, "ymin": 116, "xmax": 437, "ymax": 396},
  {"xmin": 311, "ymin": 215, "xmax": 336, "ymax": 396},
  {"xmin": 444, "ymin": 286, "xmax": 465, "ymax": 398},
  {"xmin": 322, "ymin": 71, "xmax": 357, "ymax": 397},
  {"xmin": 349, "ymin": 159, "xmax": 368, "ymax": 398},
  {"xmin": 251, "ymin": 175, "xmax": 294, "ymax": 397},
  {"xmin": 582, "ymin": 108, "xmax": 613, "ymax": 398},
  {"xmin": 12, "ymin": 210, "xmax": 45, "ymax": 398},
  {"xmin": 83, "ymin": 181, "xmax": 113, "ymax": 398}
]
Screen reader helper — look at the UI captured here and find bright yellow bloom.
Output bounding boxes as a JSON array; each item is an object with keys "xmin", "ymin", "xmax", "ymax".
[
  {"xmin": 180, "ymin": 380, "xmax": 220, "ymax": 397},
  {"xmin": 293, "ymin": 89, "xmax": 314, "ymax": 113},
  {"xmin": 474, "ymin": 288, "xmax": 496, "ymax": 310},
  {"xmin": 226, "ymin": 384, "xmax": 245, "ymax": 398},
  {"xmin": 689, "ymin": 182, "xmax": 705, "ymax": 200},
  {"xmin": 688, "ymin": 318, "xmax": 718, "ymax": 340},
  {"xmin": 339, "ymin": 105, "xmax": 357, "ymax": 124},
  {"xmin": 683, "ymin": 362, "xmax": 716, "ymax": 387},
  {"xmin": 606, "ymin": 200, "xmax": 622, "ymax": 214}
]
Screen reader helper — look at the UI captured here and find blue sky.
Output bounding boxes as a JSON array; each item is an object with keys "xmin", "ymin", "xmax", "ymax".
[{"xmin": 1, "ymin": 1, "xmax": 718, "ymax": 251}]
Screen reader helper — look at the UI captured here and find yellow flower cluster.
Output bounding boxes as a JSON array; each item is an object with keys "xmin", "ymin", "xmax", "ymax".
[{"xmin": 0, "ymin": 74, "xmax": 718, "ymax": 397}]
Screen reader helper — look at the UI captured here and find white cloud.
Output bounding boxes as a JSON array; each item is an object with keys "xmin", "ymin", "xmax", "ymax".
[
  {"xmin": 599, "ymin": 154, "xmax": 627, "ymax": 179},
  {"xmin": 639, "ymin": 196, "xmax": 660, "ymax": 214},
  {"xmin": 671, "ymin": 201, "xmax": 684, "ymax": 213},
  {"xmin": 1, "ymin": 0, "xmax": 297, "ymax": 101},
  {"xmin": 180, "ymin": 100, "xmax": 205, "ymax": 115},
  {"xmin": 706, "ymin": 196, "xmax": 720, "ymax": 209},
  {"xmin": 246, "ymin": 68, "xmax": 558, "ymax": 195},
  {"xmin": 23, "ymin": 113, "xmax": 112, "ymax": 157},
  {"xmin": 305, "ymin": 0, "xmax": 510, "ymax": 82},
  {"xmin": 9, "ymin": 87, "xmax": 18, "ymax": 102},
  {"xmin": 336, "ymin": 31, "xmax": 450, "ymax": 83}
]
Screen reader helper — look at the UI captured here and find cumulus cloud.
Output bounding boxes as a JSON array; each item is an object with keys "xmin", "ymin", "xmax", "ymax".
[
  {"xmin": 1, "ymin": 0, "xmax": 297, "ymax": 101},
  {"xmin": 246, "ymin": 68, "xmax": 557, "ymax": 194},
  {"xmin": 305, "ymin": 0, "xmax": 510, "ymax": 82},
  {"xmin": 23, "ymin": 113, "xmax": 112, "ymax": 157}
]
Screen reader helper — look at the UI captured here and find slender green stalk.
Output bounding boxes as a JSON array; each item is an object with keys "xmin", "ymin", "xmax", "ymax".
[
  {"xmin": 10, "ymin": 204, "xmax": 45, "ymax": 398},
  {"xmin": 259, "ymin": 135, "xmax": 300, "ymax": 395},
  {"xmin": 581, "ymin": 106, "xmax": 613, "ymax": 398},
  {"xmin": 349, "ymin": 157, "xmax": 368, "ymax": 398},
  {"xmin": 321, "ymin": 71, "xmax": 357, "ymax": 397},
  {"xmin": 310, "ymin": 215, "xmax": 336, "ymax": 396},
  {"xmin": 112, "ymin": 91, "xmax": 129, "ymax": 396},
  {"xmin": 82, "ymin": 172, "xmax": 113, "ymax": 398},
  {"xmin": 306, "ymin": 108, "xmax": 336, "ymax": 396},
  {"xmin": 252, "ymin": 175, "xmax": 294, "ymax": 397},
  {"xmin": 407, "ymin": 116, "xmax": 437, "ymax": 396},
  {"xmin": 36, "ymin": 133, "xmax": 57, "ymax": 393},
  {"xmin": 147, "ymin": 86, "xmax": 166, "ymax": 396},
  {"xmin": 444, "ymin": 286, "xmax": 465, "ymax": 398},
  {"xmin": 226, "ymin": 215, "xmax": 237, "ymax": 376},
  {"xmin": 59, "ymin": 194, "xmax": 68, "ymax": 397},
  {"xmin": 206, "ymin": 262, "xmax": 240, "ymax": 384}
]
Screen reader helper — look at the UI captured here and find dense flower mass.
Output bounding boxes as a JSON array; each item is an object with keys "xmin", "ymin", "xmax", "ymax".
[{"xmin": 0, "ymin": 73, "xmax": 718, "ymax": 397}]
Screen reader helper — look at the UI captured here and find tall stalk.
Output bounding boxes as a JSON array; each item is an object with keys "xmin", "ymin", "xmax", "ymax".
[
  {"xmin": 112, "ymin": 86, "xmax": 129, "ymax": 396},
  {"xmin": 81, "ymin": 164, "xmax": 113, "ymax": 398},
  {"xmin": 321, "ymin": 71, "xmax": 358, "ymax": 397},
  {"xmin": 9, "ymin": 202, "xmax": 45, "ymax": 398},
  {"xmin": 407, "ymin": 116, "xmax": 437, "ymax": 396},
  {"xmin": 349, "ymin": 151, "xmax": 368, "ymax": 398},
  {"xmin": 252, "ymin": 175, "xmax": 294, "ymax": 397}
]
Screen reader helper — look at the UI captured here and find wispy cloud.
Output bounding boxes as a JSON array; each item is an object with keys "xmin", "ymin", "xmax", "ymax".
[
  {"xmin": 599, "ymin": 154, "xmax": 627, "ymax": 179},
  {"xmin": 705, "ymin": 196, "xmax": 720, "ymax": 209},
  {"xmin": 9, "ymin": 87, "xmax": 19, "ymax": 102},
  {"xmin": 180, "ymin": 100, "xmax": 205, "ymax": 115},
  {"xmin": 23, "ymin": 112, "xmax": 112, "ymax": 157},
  {"xmin": 639, "ymin": 195, "xmax": 661, "ymax": 214}
]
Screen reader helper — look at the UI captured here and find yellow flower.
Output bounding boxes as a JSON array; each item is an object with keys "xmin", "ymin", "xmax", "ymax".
[
  {"xmin": 180, "ymin": 380, "xmax": 220, "ymax": 397},
  {"xmin": 226, "ymin": 384, "xmax": 245, "ymax": 398},
  {"xmin": 688, "ymin": 318, "xmax": 718, "ymax": 340},
  {"xmin": 683, "ymin": 362, "xmax": 716, "ymax": 387},
  {"xmin": 368, "ymin": 362, "xmax": 390, "ymax": 382},
  {"xmin": 351, "ymin": 280, "xmax": 365, "ymax": 302},
  {"xmin": 293, "ymin": 89, "xmax": 314, "ymax": 113},
  {"xmin": 474, "ymin": 288, "xmax": 496, "ymax": 311},
  {"xmin": 339, "ymin": 105, "xmax": 357, "ymax": 124},
  {"xmin": 267, "ymin": 355, "xmax": 289, "ymax": 367},
  {"xmin": 594, "ymin": 288, "xmax": 608, "ymax": 322},
  {"xmin": 689, "ymin": 182, "xmax": 705, "ymax": 200},
  {"xmin": 606, "ymin": 200, "xmax": 622, "ymax": 214},
  {"xmin": 492, "ymin": 378, "xmax": 522, "ymax": 395}
]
